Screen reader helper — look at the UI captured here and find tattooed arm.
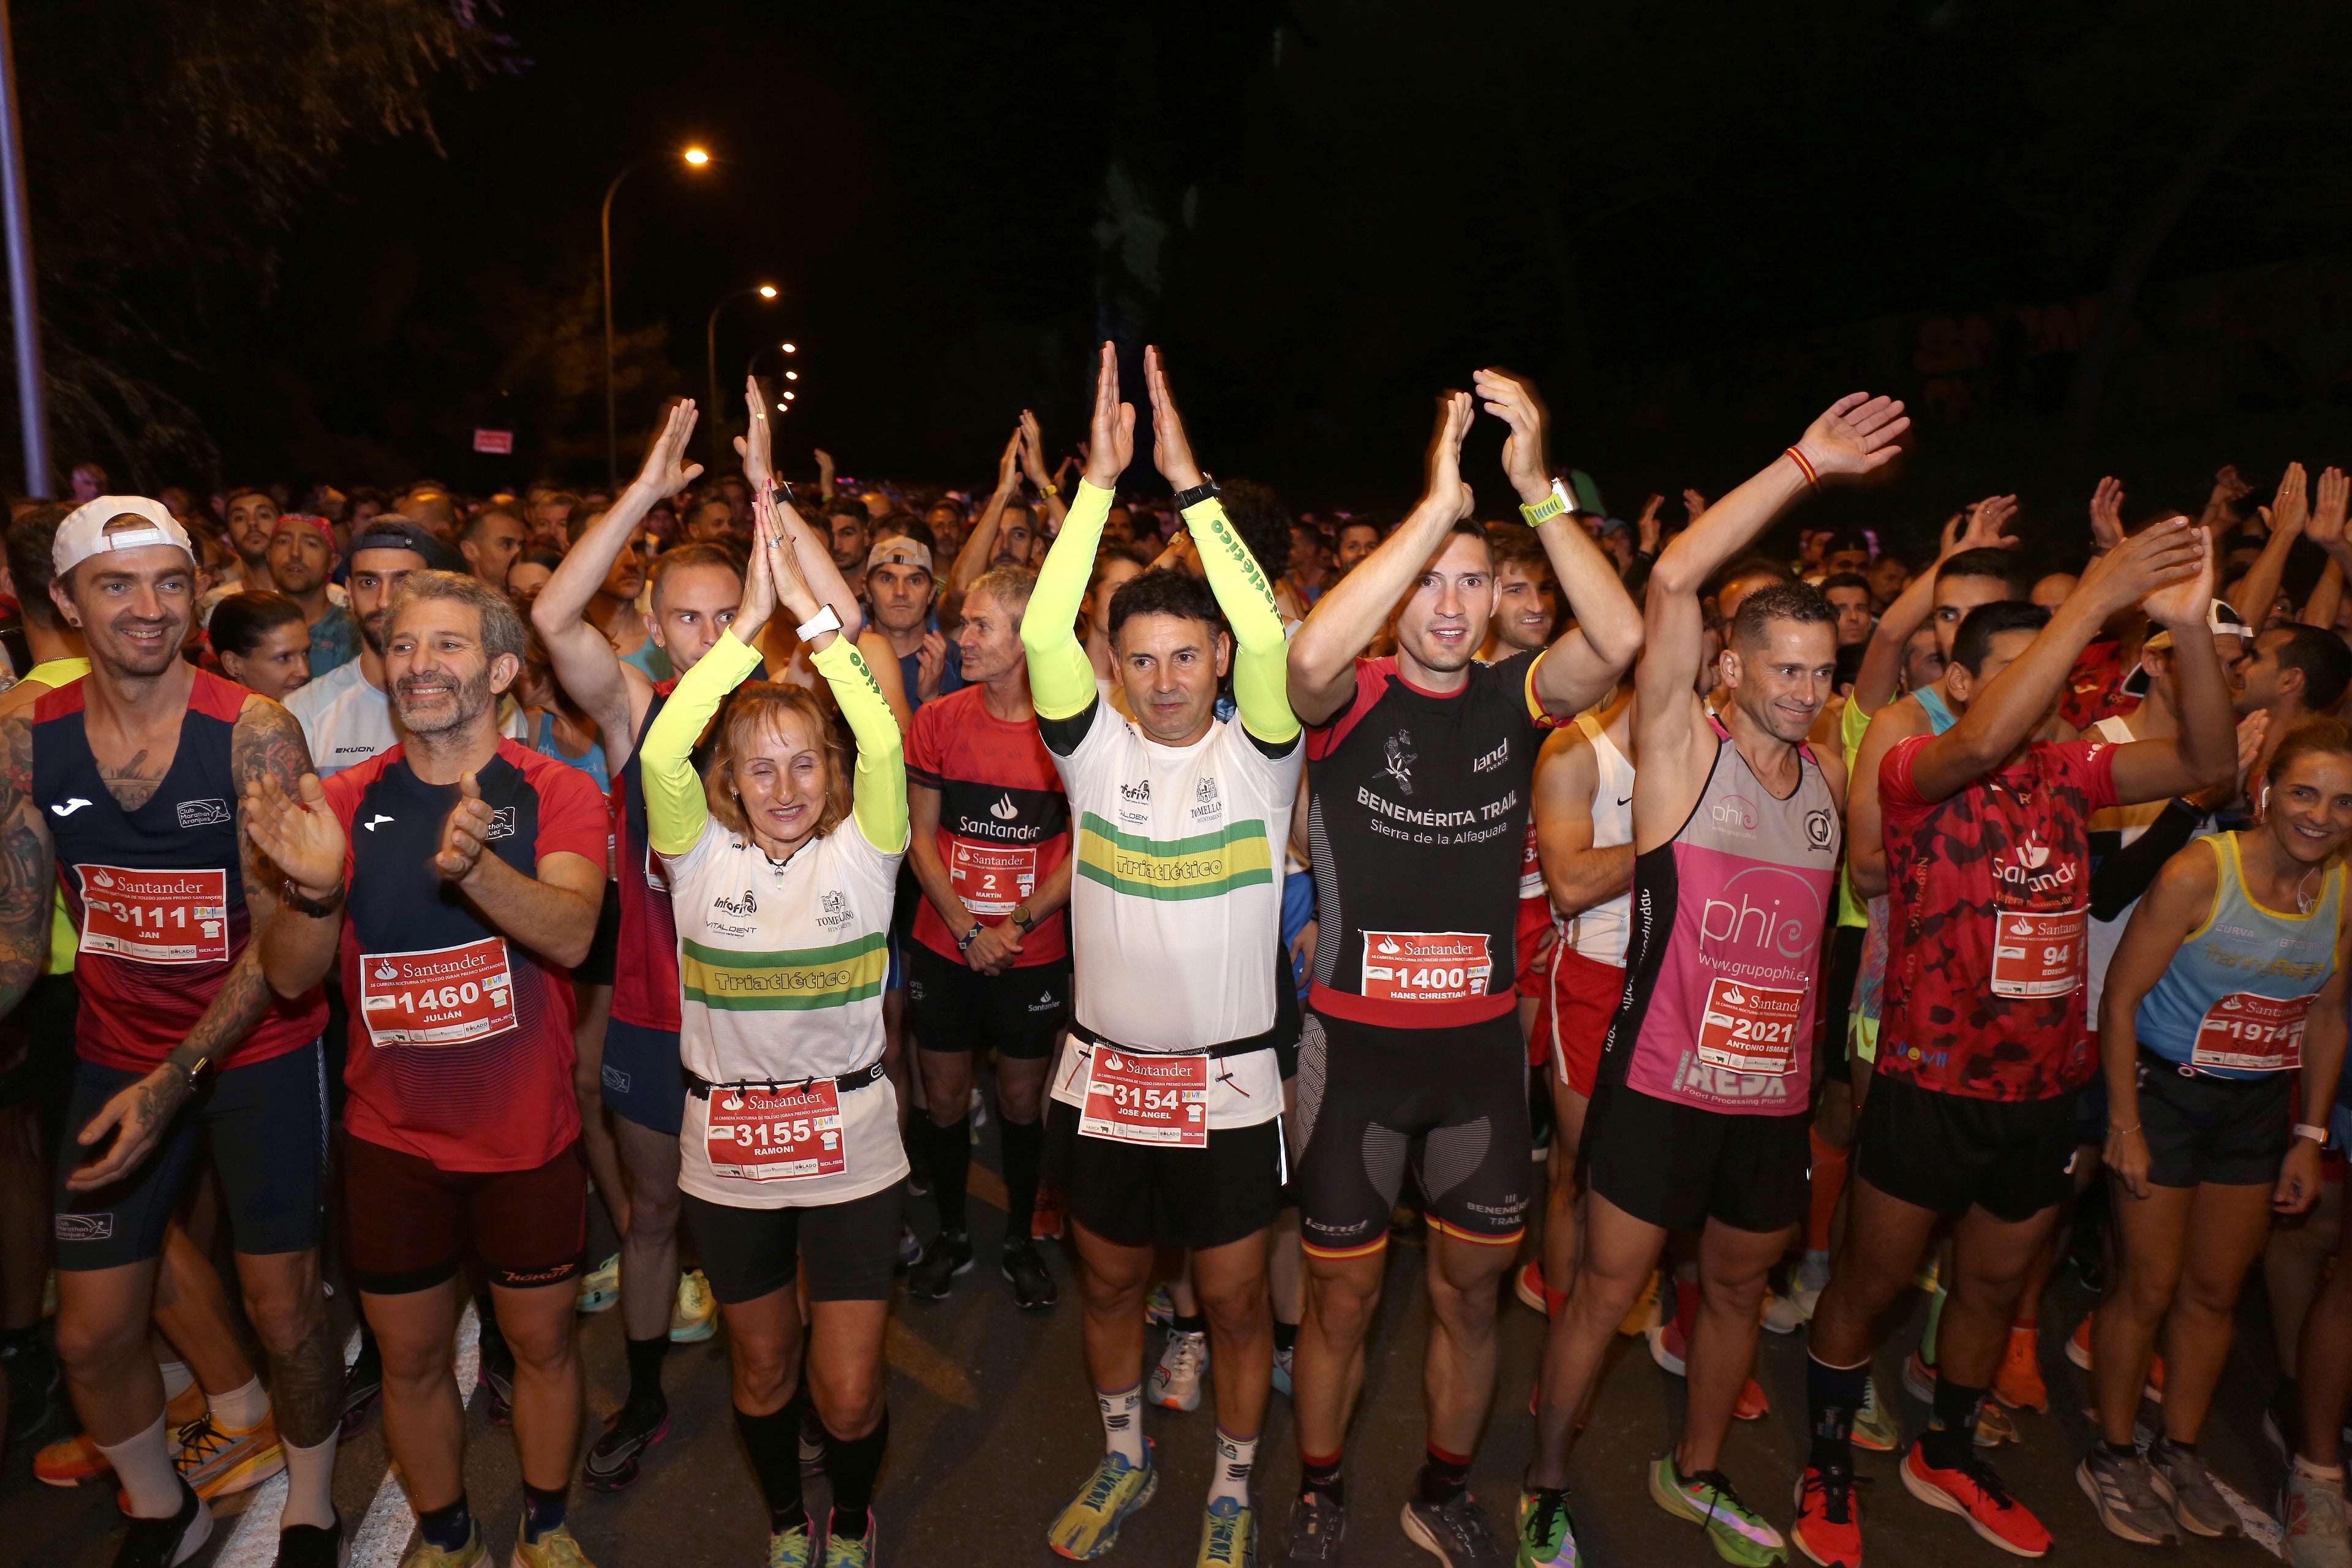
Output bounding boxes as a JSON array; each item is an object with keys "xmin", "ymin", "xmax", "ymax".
[
  {"xmin": 0, "ymin": 712, "xmax": 54, "ymax": 1022},
  {"xmin": 235, "ymin": 696, "xmax": 345, "ymax": 997},
  {"xmin": 67, "ymin": 698, "xmax": 323, "ymax": 1191}
]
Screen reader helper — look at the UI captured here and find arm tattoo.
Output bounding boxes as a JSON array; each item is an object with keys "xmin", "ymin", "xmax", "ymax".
[
  {"xmin": 0, "ymin": 715, "xmax": 52, "ymax": 1019},
  {"xmin": 232, "ymin": 698, "xmax": 317, "ymax": 928}
]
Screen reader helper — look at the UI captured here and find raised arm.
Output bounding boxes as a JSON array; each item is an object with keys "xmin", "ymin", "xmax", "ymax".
[
  {"xmin": 739, "ymin": 375, "xmax": 864, "ymax": 643},
  {"xmin": 532, "ymin": 399, "xmax": 703, "ymax": 762},
  {"xmin": 1472, "ymin": 369, "xmax": 1643, "ymax": 715},
  {"xmin": 949, "ymin": 429, "xmax": 1023, "ymax": 606},
  {"xmin": 1022, "ymin": 342, "xmax": 1134, "ymax": 722},
  {"xmin": 2108, "ymin": 527, "xmax": 2235, "ymax": 805},
  {"xmin": 1144, "ymin": 345, "xmax": 1297, "ymax": 745},
  {"xmin": 1019, "ymin": 409, "xmax": 1069, "ymax": 535},
  {"xmin": 1853, "ymin": 498, "xmax": 2016, "ymax": 717},
  {"xmin": 640, "ymin": 499, "xmax": 782, "ymax": 858},
  {"xmin": 1288, "ymin": 391, "xmax": 1477, "ymax": 725},
  {"xmin": 1902, "ymin": 520, "xmax": 2204, "ymax": 804},
  {"xmin": 2231, "ymin": 462, "xmax": 2307, "ymax": 639}
]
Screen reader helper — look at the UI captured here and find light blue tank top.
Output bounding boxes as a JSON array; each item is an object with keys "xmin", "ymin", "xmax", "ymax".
[
  {"xmin": 533, "ymin": 709, "xmax": 611, "ymax": 794},
  {"xmin": 2135, "ymin": 832, "xmax": 2342, "ymax": 1079},
  {"xmin": 1913, "ymin": 683, "xmax": 1954, "ymax": 734}
]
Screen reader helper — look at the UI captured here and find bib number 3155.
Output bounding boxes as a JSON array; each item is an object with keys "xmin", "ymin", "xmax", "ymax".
[{"xmin": 705, "ymin": 1081, "xmax": 846, "ymax": 1180}]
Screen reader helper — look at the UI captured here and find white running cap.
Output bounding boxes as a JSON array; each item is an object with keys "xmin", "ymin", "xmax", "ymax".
[{"xmin": 53, "ymin": 496, "xmax": 195, "ymax": 576}]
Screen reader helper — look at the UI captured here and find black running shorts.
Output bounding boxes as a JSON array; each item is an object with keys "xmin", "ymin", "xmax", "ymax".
[
  {"xmin": 2135, "ymin": 1056, "xmax": 2291, "ymax": 1189},
  {"xmin": 1579, "ymin": 1081, "xmax": 1810, "ymax": 1235},
  {"xmin": 905, "ymin": 941, "xmax": 1069, "ymax": 1060},
  {"xmin": 682, "ymin": 1183, "xmax": 905, "ymax": 1304},
  {"xmin": 1856, "ymin": 1069, "xmax": 2077, "ymax": 1224},
  {"xmin": 1050, "ymin": 1098, "xmax": 1282, "ymax": 1251},
  {"xmin": 1295, "ymin": 1009, "xmax": 1531, "ymax": 1260}
]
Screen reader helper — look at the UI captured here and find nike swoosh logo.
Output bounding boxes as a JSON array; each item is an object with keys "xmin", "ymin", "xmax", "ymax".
[
  {"xmin": 1617, "ymin": 794, "xmax": 1633, "ymax": 807},
  {"xmin": 50, "ymin": 798, "xmax": 91, "ymax": 816},
  {"xmin": 363, "ymin": 815, "xmax": 394, "ymax": 831}
]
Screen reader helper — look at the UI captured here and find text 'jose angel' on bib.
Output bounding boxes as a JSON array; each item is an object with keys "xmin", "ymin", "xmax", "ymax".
[
  {"xmin": 1360, "ymin": 930, "xmax": 1493, "ymax": 1005},
  {"xmin": 1080, "ymin": 1047, "xmax": 1209, "ymax": 1147},
  {"xmin": 705, "ymin": 1081, "xmax": 846, "ymax": 1180},
  {"xmin": 1695, "ymin": 976, "xmax": 1804, "ymax": 1076},
  {"xmin": 77, "ymin": 865, "xmax": 229, "ymax": 965},
  {"xmin": 360, "ymin": 937, "xmax": 518, "ymax": 1047},
  {"xmin": 2192, "ymin": 991, "xmax": 2312, "ymax": 1073},
  {"xmin": 1991, "ymin": 908, "xmax": 2086, "ymax": 999}
]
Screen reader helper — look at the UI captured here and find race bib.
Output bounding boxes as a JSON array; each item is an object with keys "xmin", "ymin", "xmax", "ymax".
[
  {"xmin": 1079, "ymin": 1047, "xmax": 1209, "ymax": 1148},
  {"xmin": 704, "ymin": 1080, "xmax": 846, "ymax": 1180},
  {"xmin": 359, "ymin": 937, "xmax": 518, "ymax": 1047},
  {"xmin": 2191, "ymin": 990, "xmax": 2312, "ymax": 1073},
  {"xmin": 1360, "ymin": 930, "xmax": 1493, "ymax": 1005},
  {"xmin": 949, "ymin": 840, "xmax": 1038, "ymax": 918},
  {"xmin": 1695, "ymin": 976, "xmax": 1806, "ymax": 1076},
  {"xmin": 1990, "ymin": 908, "xmax": 2086, "ymax": 999},
  {"xmin": 1518, "ymin": 821, "xmax": 1545, "ymax": 900},
  {"xmin": 76, "ymin": 865, "xmax": 230, "ymax": 965}
]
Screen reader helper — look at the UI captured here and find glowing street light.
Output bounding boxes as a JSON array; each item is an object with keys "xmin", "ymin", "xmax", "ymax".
[
  {"xmin": 707, "ymin": 282, "xmax": 783, "ymax": 461},
  {"xmin": 780, "ymin": 342, "xmax": 797, "ymax": 354},
  {"xmin": 782, "ymin": 391, "xmax": 795, "ymax": 401},
  {"xmin": 683, "ymin": 147, "xmax": 710, "ymax": 165},
  {"xmin": 785, "ymin": 371, "xmax": 798, "ymax": 381},
  {"xmin": 775, "ymin": 402, "xmax": 789, "ymax": 413},
  {"xmin": 758, "ymin": 284, "xmax": 777, "ymax": 299}
]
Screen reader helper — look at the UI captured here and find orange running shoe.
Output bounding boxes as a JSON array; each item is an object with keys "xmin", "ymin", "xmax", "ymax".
[
  {"xmin": 116, "ymin": 1409, "xmax": 285, "ymax": 1511},
  {"xmin": 1901, "ymin": 1441, "xmax": 2051, "ymax": 1558},
  {"xmin": 2064, "ymin": 1311, "xmax": 2166, "ymax": 1403},
  {"xmin": 1993, "ymin": 1324, "xmax": 2048, "ymax": 1414},
  {"xmin": 1793, "ymin": 1465, "xmax": 1864, "ymax": 1568},
  {"xmin": 36, "ymin": 1381, "xmax": 205, "ymax": 1487},
  {"xmin": 1515, "ymin": 1260, "xmax": 1549, "ymax": 1316},
  {"xmin": 1734, "ymin": 1378, "xmax": 1772, "ymax": 1421}
]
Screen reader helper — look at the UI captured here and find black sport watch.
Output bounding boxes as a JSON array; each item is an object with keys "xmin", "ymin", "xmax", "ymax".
[{"xmin": 1172, "ymin": 475, "xmax": 1219, "ymax": 510}]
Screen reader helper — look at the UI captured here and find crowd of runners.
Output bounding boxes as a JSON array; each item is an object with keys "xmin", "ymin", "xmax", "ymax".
[{"xmin": 4, "ymin": 347, "xmax": 2352, "ymax": 1568}]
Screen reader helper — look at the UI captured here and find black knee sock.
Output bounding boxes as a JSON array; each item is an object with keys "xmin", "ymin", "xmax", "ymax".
[
  {"xmin": 1000, "ymin": 1117, "xmax": 1042, "ymax": 1249},
  {"xmin": 521, "ymin": 1482, "xmax": 567, "ymax": 1545},
  {"xmin": 625, "ymin": 1335, "xmax": 668, "ymax": 1409},
  {"xmin": 825, "ymin": 1411, "xmax": 889, "ymax": 1534},
  {"xmin": 928, "ymin": 1115, "xmax": 971, "ymax": 1235},
  {"xmin": 1806, "ymin": 1354, "xmax": 1869, "ymax": 1474},
  {"xmin": 736, "ymin": 1404, "xmax": 807, "ymax": 1534},
  {"xmin": 1923, "ymin": 1378, "xmax": 1986, "ymax": 1471},
  {"xmin": 418, "ymin": 1493, "xmax": 474, "ymax": 1552},
  {"xmin": 1301, "ymin": 1449, "xmax": 1344, "ymax": 1504}
]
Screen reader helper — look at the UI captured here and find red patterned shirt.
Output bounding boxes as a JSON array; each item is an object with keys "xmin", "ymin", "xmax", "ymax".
[
  {"xmin": 2059, "ymin": 637, "xmax": 2138, "ymax": 733},
  {"xmin": 1875, "ymin": 733, "xmax": 2120, "ymax": 1102}
]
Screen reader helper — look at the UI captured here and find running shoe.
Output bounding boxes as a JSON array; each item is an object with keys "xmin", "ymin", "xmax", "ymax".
[
  {"xmin": 2285, "ymin": 1463, "xmax": 2352, "ymax": 1568},
  {"xmin": 575, "ymin": 1253, "xmax": 620, "ymax": 1314},
  {"xmin": 1272, "ymin": 1343, "xmax": 1294, "ymax": 1399},
  {"xmin": 1900, "ymin": 1442, "xmax": 2050, "ymax": 1557},
  {"xmin": 1648, "ymin": 1457, "xmax": 1787, "ymax": 1566},
  {"xmin": 908, "ymin": 1230, "xmax": 973, "ymax": 1300},
  {"xmin": 1791, "ymin": 1251, "xmax": 1830, "ymax": 1314},
  {"xmin": 1648, "ymin": 1321, "xmax": 1768, "ymax": 1419},
  {"xmin": 2062, "ymin": 1313, "xmax": 2164, "ymax": 1403},
  {"xmin": 1151, "ymin": 1329, "xmax": 1209, "ymax": 1412},
  {"xmin": 1197, "ymin": 1498, "xmax": 1253, "ymax": 1567},
  {"xmin": 1791, "ymin": 1467, "xmax": 1862, "ymax": 1568},
  {"xmin": 1049, "ymin": 1442, "xmax": 1159, "ymax": 1559},
  {"xmin": 1851, "ymin": 1376, "xmax": 1898, "ymax": 1455},
  {"xmin": 669, "ymin": 1270, "xmax": 717, "ymax": 1343},
  {"xmin": 162, "ymin": 1411, "xmax": 286, "ymax": 1503},
  {"xmin": 1900, "ymin": 1350, "xmax": 1935, "ymax": 1405},
  {"xmin": 821, "ymin": 1513, "xmax": 875, "ymax": 1568},
  {"xmin": 582, "ymin": 1396, "xmax": 669, "ymax": 1493},
  {"xmin": 896, "ymin": 1224, "xmax": 922, "ymax": 1269},
  {"xmin": 480, "ymin": 1336, "xmax": 516, "ymax": 1428},
  {"xmin": 1515, "ymin": 1261, "xmax": 1549, "ymax": 1317},
  {"xmin": 2076, "ymin": 1447, "xmax": 2177, "ymax": 1547},
  {"xmin": 1283, "ymin": 1490, "xmax": 1345, "ymax": 1564},
  {"xmin": 1004, "ymin": 1242, "xmax": 1059, "ymax": 1311},
  {"xmin": 399, "ymin": 1521, "xmax": 484, "ymax": 1568},
  {"xmin": 1402, "ymin": 1488, "xmax": 1508, "ymax": 1567},
  {"xmin": 115, "ymin": 1478, "xmax": 211, "ymax": 1568},
  {"xmin": 1619, "ymin": 1271, "xmax": 1661, "ymax": 1336},
  {"xmin": 2148, "ymin": 1437, "xmax": 2238, "ymax": 1539},
  {"xmin": 276, "ymin": 1513, "xmax": 344, "ymax": 1568},
  {"xmin": 1973, "ymin": 1401, "xmax": 2018, "ymax": 1449},
  {"xmin": 513, "ymin": 1521, "xmax": 597, "ymax": 1567},
  {"xmin": 1145, "ymin": 1284, "xmax": 1176, "ymax": 1328},
  {"xmin": 1761, "ymin": 1287, "xmax": 1809, "ymax": 1336},
  {"xmin": 767, "ymin": 1522, "xmax": 816, "ymax": 1568},
  {"xmin": 1735, "ymin": 1381, "xmax": 1771, "ymax": 1422},
  {"xmin": 1991, "ymin": 1325, "xmax": 2046, "ymax": 1414},
  {"xmin": 38, "ymin": 1382, "xmax": 205, "ymax": 1486},
  {"xmin": 1033, "ymin": 1183, "xmax": 1066, "ymax": 1242},
  {"xmin": 800, "ymin": 1400, "xmax": 827, "ymax": 1476},
  {"xmin": 1517, "ymin": 1487, "xmax": 1580, "ymax": 1567},
  {"xmin": 340, "ymin": 1333, "xmax": 383, "ymax": 1440}
]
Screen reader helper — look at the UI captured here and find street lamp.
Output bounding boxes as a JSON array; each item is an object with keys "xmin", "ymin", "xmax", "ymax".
[
  {"xmin": 707, "ymin": 284, "xmax": 782, "ymax": 464},
  {"xmin": 603, "ymin": 146, "xmax": 712, "ymax": 484}
]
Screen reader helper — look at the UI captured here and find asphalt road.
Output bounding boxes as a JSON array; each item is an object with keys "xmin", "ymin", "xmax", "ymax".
[{"xmin": 3, "ymin": 1117, "xmax": 2302, "ymax": 1568}]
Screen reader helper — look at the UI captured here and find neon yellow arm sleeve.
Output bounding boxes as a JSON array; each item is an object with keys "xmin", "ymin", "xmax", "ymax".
[
  {"xmin": 1185, "ymin": 495, "xmax": 1300, "ymax": 745},
  {"xmin": 1021, "ymin": 479, "xmax": 1112, "ymax": 721},
  {"xmin": 811, "ymin": 635, "xmax": 908, "ymax": 852},
  {"xmin": 642, "ymin": 627, "xmax": 762, "ymax": 857}
]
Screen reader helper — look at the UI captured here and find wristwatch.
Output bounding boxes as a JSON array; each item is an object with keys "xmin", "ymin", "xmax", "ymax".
[
  {"xmin": 796, "ymin": 604, "xmax": 842, "ymax": 641},
  {"xmin": 1519, "ymin": 477, "xmax": 1573, "ymax": 527},
  {"xmin": 2294, "ymin": 1121, "xmax": 2331, "ymax": 1145},
  {"xmin": 1172, "ymin": 475, "xmax": 1219, "ymax": 510},
  {"xmin": 1012, "ymin": 903, "xmax": 1038, "ymax": 932}
]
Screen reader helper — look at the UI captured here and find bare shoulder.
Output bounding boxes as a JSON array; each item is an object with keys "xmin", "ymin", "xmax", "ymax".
[{"xmin": 232, "ymin": 694, "xmax": 316, "ymax": 788}]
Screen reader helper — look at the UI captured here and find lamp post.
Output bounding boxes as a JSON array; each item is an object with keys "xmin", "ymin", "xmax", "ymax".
[
  {"xmin": 0, "ymin": 0, "xmax": 47, "ymax": 496},
  {"xmin": 603, "ymin": 145, "xmax": 710, "ymax": 486},
  {"xmin": 705, "ymin": 284, "xmax": 778, "ymax": 466}
]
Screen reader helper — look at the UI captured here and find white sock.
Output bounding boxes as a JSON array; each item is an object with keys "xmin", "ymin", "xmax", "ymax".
[
  {"xmin": 281, "ymin": 1431, "xmax": 339, "ymax": 1530},
  {"xmin": 1209, "ymin": 1428, "xmax": 1257, "ymax": 1508},
  {"xmin": 159, "ymin": 1360, "xmax": 195, "ymax": 1403},
  {"xmin": 1097, "ymin": 1383, "xmax": 1145, "ymax": 1466},
  {"xmin": 98, "ymin": 1412, "xmax": 184, "ymax": 1517},
  {"xmin": 2296, "ymin": 1454, "xmax": 2345, "ymax": 1483},
  {"xmin": 208, "ymin": 1374, "xmax": 270, "ymax": 1432}
]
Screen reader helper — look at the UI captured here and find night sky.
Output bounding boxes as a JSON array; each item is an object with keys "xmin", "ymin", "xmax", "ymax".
[{"xmin": 149, "ymin": 2, "xmax": 2352, "ymax": 546}]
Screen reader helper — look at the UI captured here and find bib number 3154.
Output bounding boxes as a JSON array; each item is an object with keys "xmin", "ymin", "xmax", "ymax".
[
  {"xmin": 705, "ymin": 1081, "xmax": 846, "ymax": 1180},
  {"xmin": 1079, "ymin": 1049, "xmax": 1209, "ymax": 1148}
]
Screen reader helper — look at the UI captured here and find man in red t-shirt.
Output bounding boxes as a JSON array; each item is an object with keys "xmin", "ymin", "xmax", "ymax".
[
  {"xmin": 1794, "ymin": 520, "xmax": 2233, "ymax": 1568},
  {"xmin": 902, "ymin": 564, "xmax": 1073, "ymax": 1310}
]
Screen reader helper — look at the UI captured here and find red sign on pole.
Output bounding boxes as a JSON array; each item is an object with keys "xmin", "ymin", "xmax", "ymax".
[{"xmin": 472, "ymin": 429, "xmax": 514, "ymax": 455}]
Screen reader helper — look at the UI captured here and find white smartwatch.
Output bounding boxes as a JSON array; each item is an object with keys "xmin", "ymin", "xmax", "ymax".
[
  {"xmin": 2293, "ymin": 1121, "xmax": 2331, "ymax": 1147},
  {"xmin": 796, "ymin": 604, "xmax": 843, "ymax": 641}
]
